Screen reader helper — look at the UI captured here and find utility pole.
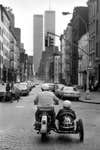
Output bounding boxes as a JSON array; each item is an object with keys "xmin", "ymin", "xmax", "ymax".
[{"xmin": 49, "ymin": 0, "xmax": 51, "ymax": 10}]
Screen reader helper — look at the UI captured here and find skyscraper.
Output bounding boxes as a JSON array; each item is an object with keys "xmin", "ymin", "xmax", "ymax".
[
  {"xmin": 33, "ymin": 15, "xmax": 43, "ymax": 74},
  {"xmin": 44, "ymin": 10, "xmax": 55, "ymax": 48}
]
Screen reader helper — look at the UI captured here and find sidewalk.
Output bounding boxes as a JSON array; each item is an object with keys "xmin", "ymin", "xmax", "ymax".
[
  {"xmin": 0, "ymin": 84, "xmax": 5, "ymax": 91},
  {"xmin": 0, "ymin": 84, "xmax": 6, "ymax": 92},
  {"xmin": 0, "ymin": 84, "xmax": 6, "ymax": 100},
  {"xmin": 79, "ymin": 90, "xmax": 100, "ymax": 104}
]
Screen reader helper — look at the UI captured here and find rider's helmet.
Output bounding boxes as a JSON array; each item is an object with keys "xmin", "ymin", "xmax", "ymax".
[
  {"xmin": 41, "ymin": 83, "xmax": 49, "ymax": 91},
  {"xmin": 63, "ymin": 100, "xmax": 71, "ymax": 109}
]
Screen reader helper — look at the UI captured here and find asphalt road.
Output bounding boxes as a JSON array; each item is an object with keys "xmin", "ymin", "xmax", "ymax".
[{"xmin": 0, "ymin": 85, "xmax": 100, "ymax": 150}]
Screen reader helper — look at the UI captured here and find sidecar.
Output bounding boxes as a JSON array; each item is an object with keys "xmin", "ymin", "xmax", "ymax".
[{"xmin": 56, "ymin": 114, "xmax": 84, "ymax": 142}]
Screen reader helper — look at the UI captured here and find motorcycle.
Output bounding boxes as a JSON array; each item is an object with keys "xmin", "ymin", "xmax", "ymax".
[
  {"xmin": 34, "ymin": 105, "xmax": 56, "ymax": 140},
  {"xmin": 34, "ymin": 104, "xmax": 84, "ymax": 142}
]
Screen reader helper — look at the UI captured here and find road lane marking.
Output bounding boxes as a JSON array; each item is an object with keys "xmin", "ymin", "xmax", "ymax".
[
  {"xmin": 0, "ymin": 127, "xmax": 12, "ymax": 133},
  {"xmin": 16, "ymin": 105, "xmax": 25, "ymax": 108},
  {"xmin": 0, "ymin": 130, "xmax": 4, "ymax": 133}
]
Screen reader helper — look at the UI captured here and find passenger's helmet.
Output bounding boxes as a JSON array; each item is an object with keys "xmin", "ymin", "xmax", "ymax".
[{"xmin": 63, "ymin": 100, "xmax": 71, "ymax": 109}]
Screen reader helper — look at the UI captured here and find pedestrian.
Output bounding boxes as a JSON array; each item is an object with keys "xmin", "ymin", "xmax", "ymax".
[
  {"xmin": 5, "ymin": 81, "xmax": 13, "ymax": 102},
  {"xmin": 10, "ymin": 81, "xmax": 14, "ymax": 91},
  {"xmin": 94, "ymin": 80, "xmax": 98, "ymax": 91},
  {"xmin": 6, "ymin": 82, "xmax": 10, "ymax": 92}
]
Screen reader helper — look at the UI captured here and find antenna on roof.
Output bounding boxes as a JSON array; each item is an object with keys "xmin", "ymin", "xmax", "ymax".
[{"xmin": 49, "ymin": 0, "xmax": 51, "ymax": 10}]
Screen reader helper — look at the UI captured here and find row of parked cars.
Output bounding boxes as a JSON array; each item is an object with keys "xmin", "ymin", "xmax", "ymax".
[
  {"xmin": 41, "ymin": 83, "xmax": 81, "ymax": 101},
  {"xmin": 2, "ymin": 81, "xmax": 36, "ymax": 102}
]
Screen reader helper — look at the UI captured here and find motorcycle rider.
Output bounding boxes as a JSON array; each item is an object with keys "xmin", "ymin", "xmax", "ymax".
[
  {"xmin": 34, "ymin": 84, "xmax": 59, "ymax": 129},
  {"xmin": 56, "ymin": 100, "xmax": 76, "ymax": 129}
]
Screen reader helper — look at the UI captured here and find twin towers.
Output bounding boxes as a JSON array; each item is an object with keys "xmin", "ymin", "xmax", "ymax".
[{"xmin": 33, "ymin": 10, "xmax": 55, "ymax": 75}]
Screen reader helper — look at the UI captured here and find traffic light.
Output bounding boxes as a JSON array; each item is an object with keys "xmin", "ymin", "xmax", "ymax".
[
  {"xmin": 45, "ymin": 36, "xmax": 50, "ymax": 47},
  {"xmin": 49, "ymin": 37, "xmax": 54, "ymax": 46},
  {"xmin": 45, "ymin": 36, "xmax": 54, "ymax": 47},
  {"xmin": 45, "ymin": 37, "xmax": 48, "ymax": 47}
]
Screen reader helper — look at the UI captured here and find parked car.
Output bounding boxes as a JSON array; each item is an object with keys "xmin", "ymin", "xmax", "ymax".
[
  {"xmin": 41, "ymin": 83, "xmax": 50, "ymax": 91},
  {"xmin": 41, "ymin": 83, "xmax": 57, "ymax": 92},
  {"xmin": 26, "ymin": 81, "xmax": 33, "ymax": 91},
  {"xmin": 46, "ymin": 83, "xmax": 57, "ymax": 92},
  {"xmin": 17, "ymin": 82, "xmax": 30, "ymax": 96},
  {"xmin": 54, "ymin": 84, "xmax": 65, "ymax": 98},
  {"xmin": 0, "ymin": 92, "xmax": 5, "ymax": 101},
  {"xmin": 58, "ymin": 86, "xmax": 80, "ymax": 101},
  {"xmin": 11, "ymin": 85, "xmax": 21, "ymax": 100},
  {"xmin": 24, "ymin": 81, "xmax": 35, "ymax": 91},
  {"xmin": 31, "ymin": 81, "xmax": 35, "ymax": 88}
]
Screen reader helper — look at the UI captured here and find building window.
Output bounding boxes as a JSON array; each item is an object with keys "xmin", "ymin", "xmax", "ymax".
[
  {"xmin": 2, "ymin": 43, "xmax": 3, "ymax": 51},
  {"xmin": 99, "ymin": 42, "xmax": 100, "ymax": 57},
  {"xmin": 96, "ymin": 20, "xmax": 99, "ymax": 35},
  {"xmin": 93, "ymin": 38, "xmax": 95, "ymax": 50},
  {"xmin": 0, "ymin": 41, "xmax": 1, "ymax": 50},
  {"xmin": 96, "ymin": 42, "xmax": 98, "ymax": 57},
  {"xmin": 97, "ymin": 0, "xmax": 99, "ymax": 12},
  {"xmin": 0, "ymin": 27, "xmax": 1, "ymax": 35},
  {"xmin": 96, "ymin": 42, "xmax": 100, "ymax": 57}
]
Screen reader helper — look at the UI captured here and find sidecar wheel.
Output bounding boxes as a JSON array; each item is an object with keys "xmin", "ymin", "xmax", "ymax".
[
  {"xmin": 77, "ymin": 119, "xmax": 84, "ymax": 142},
  {"xmin": 41, "ymin": 133, "xmax": 46, "ymax": 141}
]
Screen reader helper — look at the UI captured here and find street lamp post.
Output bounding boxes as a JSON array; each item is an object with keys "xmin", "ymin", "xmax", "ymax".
[{"xmin": 62, "ymin": 11, "xmax": 91, "ymax": 99}]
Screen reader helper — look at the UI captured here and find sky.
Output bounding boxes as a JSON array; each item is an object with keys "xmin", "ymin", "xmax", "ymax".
[{"xmin": 0, "ymin": 0, "xmax": 87, "ymax": 55}]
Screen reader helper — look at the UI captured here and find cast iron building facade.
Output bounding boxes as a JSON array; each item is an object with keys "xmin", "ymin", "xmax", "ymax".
[
  {"xmin": 88, "ymin": 0, "xmax": 100, "ymax": 84},
  {"xmin": 71, "ymin": 7, "xmax": 88, "ymax": 85}
]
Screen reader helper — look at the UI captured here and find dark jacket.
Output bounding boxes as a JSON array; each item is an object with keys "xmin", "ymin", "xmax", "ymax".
[
  {"xmin": 56, "ymin": 108, "xmax": 76, "ymax": 121},
  {"xmin": 6, "ymin": 83, "xmax": 10, "ymax": 92}
]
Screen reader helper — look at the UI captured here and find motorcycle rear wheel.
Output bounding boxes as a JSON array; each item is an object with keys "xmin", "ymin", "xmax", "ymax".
[{"xmin": 41, "ymin": 133, "xmax": 47, "ymax": 141}]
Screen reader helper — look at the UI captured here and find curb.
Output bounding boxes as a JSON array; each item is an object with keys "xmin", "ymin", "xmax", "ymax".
[{"xmin": 79, "ymin": 99, "xmax": 100, "ymax": 104}]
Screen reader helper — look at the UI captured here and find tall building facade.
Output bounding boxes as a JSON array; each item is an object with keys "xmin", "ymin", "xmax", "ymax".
[
  {"xmin": 0, "ymin": 6, "xmax": 3, "ymax": 82},
  {"xmin": 39, "ymin": 10, "xmax": 56, "ymax": 82},
  {"xmin": 88, "ymin": 0, "xmax": 100, "ymax": 84},
  {"xmin": 0, "ymin": 5, "xmax": 11, "ymax": 82},
  {"xmin": 44, "ymin": 10, "xmax": 55, "ymax": 49},
  {"xmin": 33, "ymin": 15, "xmax": 43, "ymax": 75},
  {"xmin": 71, "ymin": 7, "xmax": 88, "ymax": 85},
  {"xmin": 60, "ymin": 23, "xmax": 72, "ymax": 85},
  {"xmin": 78, "ymin": 33, "xmax": 89, "ymax": 88}
]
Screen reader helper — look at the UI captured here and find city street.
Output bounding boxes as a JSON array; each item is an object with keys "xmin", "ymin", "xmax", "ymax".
[{"xmin": 0, "ymin": 85, "xmax": 100, "ymax": 150}]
